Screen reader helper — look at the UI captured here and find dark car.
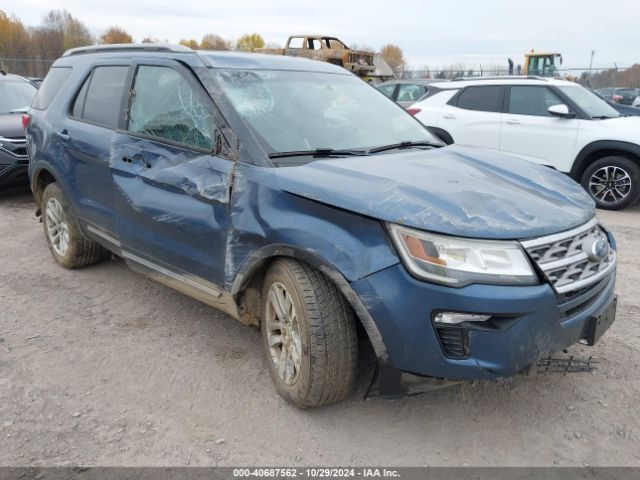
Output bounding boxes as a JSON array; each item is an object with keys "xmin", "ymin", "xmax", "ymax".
[
  {"xmin": 597, "ymin": 87, "xmax": 638, "ymax": 105},
  {"xmin": 613, "ymin": 88, "xmax": 638, "ymax": 105},
  {"xmin": 592, "ymin": 90, "xmax": 640, "ymax": 116},
  {"xmin": 26, "ymin": 45, "xmax": 617, "ymax": 408},
  {"xmin": 376, "ymin": 79, "xmax": 445, "ymax": 108},
  {"xmin": 0, "ymin": 72, "xmax": 38, "ymax": 187}
]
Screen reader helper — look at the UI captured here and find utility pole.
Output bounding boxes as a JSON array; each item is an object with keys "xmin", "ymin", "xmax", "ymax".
[{"xmin": 588, "ymin": 50, "xmax": 595, "ymax": 75}]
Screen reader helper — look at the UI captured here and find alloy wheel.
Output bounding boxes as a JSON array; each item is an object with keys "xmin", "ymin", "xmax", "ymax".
[
  {"xmin": 45, "ymin": 198, "xmax": 70, "ymax": 256},
  {"xmin": 588, "ymin": 166, "xmax": 632, "ymax": 205},
  {"xmin": 265, "ymin": 282, "xmax": 302, "ymax": 386}
]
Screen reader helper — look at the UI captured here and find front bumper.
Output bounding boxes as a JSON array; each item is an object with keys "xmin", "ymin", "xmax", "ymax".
[
  {"xmin": 0, "ymin": 149, "xmax": 29, "ymax": 187},
  {"xmin": 351, "ymin": 263, "xmax": 617, "ymax": 379}
]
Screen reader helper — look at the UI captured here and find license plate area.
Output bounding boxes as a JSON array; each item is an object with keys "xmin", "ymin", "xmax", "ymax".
[{"xmin": 585, "ymin": 296, "xmax": 617, "ymax": 346}]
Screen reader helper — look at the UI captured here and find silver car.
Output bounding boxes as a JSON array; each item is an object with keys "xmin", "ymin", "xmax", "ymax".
[{"xmin": 376, "ymin": 79, "xmax": 445, "ymax": 108}]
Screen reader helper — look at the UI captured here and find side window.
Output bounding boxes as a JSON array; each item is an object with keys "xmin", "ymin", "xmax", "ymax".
[
  {"xmin": 308, "ymin": 38, "xmax": 322, "ymax": 50},
  {"xmin": 455, "ymin": 86, "xmax": 502, "ymax": 112},
  {"xmin": 71, "ymin": 74, "xmax": 90, "ymax": 118},
  {"xmin": 288, "ymin": 37, "xmax": 304, "ymax": 49},
  {"xmin": 397, "ymin": 84, "xmax": 427, "ymax": 102},
  {"xmin": 378, "ymin": 84, "xmax": 396, "ymax": 99},
  {"xmin": 32, "ymin": 67, "xmax": 72, "ymax": 110},
  {"xmin": 127, "ymin": 65, "xmax": 216, "ymax": 150},
  {"xmin": 71, "ymin": 66, "xmax": 129, "ymax": 129},
  {"xmin": 326, "ymin": 38, "xmax": 346, "ymax": 49},
  {"xmin": 508, "ymin": 86, "xmax": 563, "ymax": 117}
]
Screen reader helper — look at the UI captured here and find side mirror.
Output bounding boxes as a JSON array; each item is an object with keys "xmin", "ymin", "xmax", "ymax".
[{"xmin": 548, "ymin": 104, "xmax": 575, "ymax": 118}]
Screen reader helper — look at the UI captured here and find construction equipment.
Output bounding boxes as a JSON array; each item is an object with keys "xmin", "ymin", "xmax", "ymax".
[{"xmin": 523, "ymin": 49, "xmax": 563, "ymax": 77}]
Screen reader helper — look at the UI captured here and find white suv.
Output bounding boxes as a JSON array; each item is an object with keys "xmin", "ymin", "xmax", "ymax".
[{"xmin": 412, "ymin": 77, "xmax": 640, "ymax": 210}]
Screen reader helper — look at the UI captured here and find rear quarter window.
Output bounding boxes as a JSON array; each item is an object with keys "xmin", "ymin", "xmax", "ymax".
[
  {"xmin": 454, "ymin": 86, "xmax": 502, "ymax": 112},
  {"xmin": 31, "ymin": 67, "xmax": 73, "ymax": 110},
  {"xmin": 70, "ymin": 66, "xmax": 129, "ymax": 129}
]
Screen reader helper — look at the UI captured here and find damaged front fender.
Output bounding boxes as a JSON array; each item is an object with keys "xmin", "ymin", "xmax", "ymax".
[{"xmin": 225, "ymin": 162, "xmax": 400, "ymax": 287}]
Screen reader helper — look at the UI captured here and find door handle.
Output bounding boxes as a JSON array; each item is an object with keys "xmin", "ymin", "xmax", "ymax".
[
  {"xmin": 506, "ymin": 118, "xmax": 521, "ymax": 125},
  {"xmin": 56, "ymin": 130, "xmax": 70, "ymax": 141},
  {"xmin": 442, "ymin": 114, "xmax": 457, "ymax": 120}
]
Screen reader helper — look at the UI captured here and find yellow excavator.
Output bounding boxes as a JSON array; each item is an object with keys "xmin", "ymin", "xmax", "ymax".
[
  {"xmin": 506, "ymin": 50, "xmax": 578, "ymax": 81},
  {"xmin": 523, "ymin": 50, "xmax": 563, "ymax": 77},
  {"xmin": 509, "ymin": 50, "xmax": 563, "ymax": 77}
]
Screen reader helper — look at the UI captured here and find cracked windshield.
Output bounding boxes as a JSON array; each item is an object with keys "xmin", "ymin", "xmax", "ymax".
[{"xmin": 214, "ymin": 69, "xmax": 440, "ymax": 154}]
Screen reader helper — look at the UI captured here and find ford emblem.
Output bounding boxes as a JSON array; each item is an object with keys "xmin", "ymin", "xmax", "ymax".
[{"xmin": 584, "ymin": 237, "xmax": 610, "ymax": 262}]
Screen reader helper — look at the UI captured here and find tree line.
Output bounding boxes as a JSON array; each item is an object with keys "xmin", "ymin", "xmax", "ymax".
[
  {"xmin": 1, "ymin": 9, "xmax": 409, "ymax": 78},
  {"xmin": 577, "ymin": 66, "xmax": 640, "ymax": 89},
  {"xmin": 0, "ymin": 9, "xmax": 283, "ymax": 76}
]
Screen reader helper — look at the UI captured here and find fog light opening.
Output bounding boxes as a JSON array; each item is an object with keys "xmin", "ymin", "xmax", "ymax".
[{"xmin": 434, "ymin": 312, "xmax": 492, "ymax": 325}]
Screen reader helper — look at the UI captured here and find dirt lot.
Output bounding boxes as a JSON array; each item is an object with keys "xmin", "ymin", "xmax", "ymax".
[{"xmin": 1, "ymin": 185, "xmax": 639, "ymax": 467}]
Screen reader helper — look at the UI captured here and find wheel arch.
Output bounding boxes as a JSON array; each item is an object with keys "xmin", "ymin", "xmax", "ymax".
[
  {"xmin": 570, "ymin": 140, "xmax": 640, "ymax": 180},
  {"xmin": 31, "ymin": 163, "xmax": 64, "ymax": 215},
  {"xmin": 231, "ymin": 245, "xmax": 389, "ymax": 361}
]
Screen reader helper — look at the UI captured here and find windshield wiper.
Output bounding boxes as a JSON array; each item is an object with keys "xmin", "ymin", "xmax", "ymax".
[
  {"xmin": 368, "ymin": 140, "xmax": 442, "ymax": 154},
  {"xmin": 268, "ymin": 148, "xmax": 368, "ymax": 159},
  {"xmin": 592, "ymin": 115, "xmax": 613, "ymax": 119}
]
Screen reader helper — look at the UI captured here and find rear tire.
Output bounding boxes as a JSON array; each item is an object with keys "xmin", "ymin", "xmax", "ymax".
[
  {"xmin": 581, "ymin": 156, "xmax": 640, "ymax": 210},
  {"xmin": 42, "ymin": 183, "xmax": 108, "ymax": 269},
  {"xmin": 261, "ymin": 259, "xmax": 357, "ymax": 408}
]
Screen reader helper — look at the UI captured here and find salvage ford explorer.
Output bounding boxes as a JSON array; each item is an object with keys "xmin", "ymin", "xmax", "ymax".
[{"xmin": 25, "ymin": 45, "xmax": 617, "ymax": 408}]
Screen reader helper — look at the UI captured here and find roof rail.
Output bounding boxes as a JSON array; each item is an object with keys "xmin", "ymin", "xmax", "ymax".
[
  {"xmin": 62, "ymin": 43, "xmax": 194, "ymax": 57},
  {"xmin": 451, "ymin": 75, "xmax": 548, "ymax": 82}
]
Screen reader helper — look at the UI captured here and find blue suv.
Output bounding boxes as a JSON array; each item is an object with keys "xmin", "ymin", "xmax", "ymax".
[{"xmin": 26, "ymin": 45, "xmax": 618, "ymax": 408}]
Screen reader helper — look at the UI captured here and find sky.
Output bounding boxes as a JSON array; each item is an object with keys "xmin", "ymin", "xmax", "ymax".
[{"xmin": 6, "ymin": 0, "xmax": 640, "ymax": 71}]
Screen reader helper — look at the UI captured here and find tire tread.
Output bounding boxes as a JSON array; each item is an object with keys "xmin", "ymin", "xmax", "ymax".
[
  {"xmin": 263, "ymin": 258, "xmax": 357, "ymax": 408},
  {"xmin": 42, "ymin": 183, "xmax": 108, "ymax": 269}
]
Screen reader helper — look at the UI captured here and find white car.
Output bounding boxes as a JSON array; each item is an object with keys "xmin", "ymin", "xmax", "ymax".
[{"xmin": 412, "ymin": 77, "xmax": 640, "ymax": 210}]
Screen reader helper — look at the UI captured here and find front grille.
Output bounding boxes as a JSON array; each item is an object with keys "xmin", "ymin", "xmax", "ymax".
[
  {"xmin": 558, "ymin": 276, "xmax": 611, "ymax": 319},
  {"xmin": 0, "ymin": 137, "xmax": 28, "ymax": 158},
  {"xmin": 435, "ymin": 326, "xmax": 469, "ymax": 359},
  {"xmin": 521, "ymin": 219, "xmax": 616, "ymax": 294}
]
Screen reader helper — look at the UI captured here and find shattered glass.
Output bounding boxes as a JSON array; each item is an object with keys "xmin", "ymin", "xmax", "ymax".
[
  {"xmin": 215, "ymin": 69, "xmax": 441, "ymax": 154},
  {"xmin": 128, "ymin": 66, "xmax": 216, "ymax": 150}
]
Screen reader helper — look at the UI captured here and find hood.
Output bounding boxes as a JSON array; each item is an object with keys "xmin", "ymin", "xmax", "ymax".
[
  {"xmin": 273, "ymin": 145, "xmax": 595, "ymax": 240},
  {"xmin": 351, "ymin": 49, "xmax": 374, "ymax": 56},
  {"xmin": 0, "ymin": 115, "xmax": 26, "ymax": 139},
  {"xmin": 594, "ymin": 115, "xmax": 640, "ymax": 131},
  {"xmin": 611, "ymin": 104, "xmax": 640, "ymax": 117}
]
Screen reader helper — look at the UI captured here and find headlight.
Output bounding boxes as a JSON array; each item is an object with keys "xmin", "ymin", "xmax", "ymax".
[{"xmin": 388, "ymin": 224, "xmax": 538, "ymax": 287}]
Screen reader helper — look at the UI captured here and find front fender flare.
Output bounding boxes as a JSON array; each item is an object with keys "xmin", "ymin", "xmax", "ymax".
[
  {"xmin": 231, "ymin": 244, "xmax": 390, "ymax": 361},
  {"xmin": 570, "ymin": 140, "xmax": 640, "ymax": 179}
]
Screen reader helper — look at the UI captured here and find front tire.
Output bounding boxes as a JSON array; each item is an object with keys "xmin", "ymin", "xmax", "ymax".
[
  {"xmin": 261, "ymin": 259, "xmax": 357, "ymax": 408},
  {"xmin": 42, "ymin": 183, "xmax": 108, "ymax": 269},
  {"xmin": 581, "ymin": 156, "xmax": 640, "ymax": 210}
]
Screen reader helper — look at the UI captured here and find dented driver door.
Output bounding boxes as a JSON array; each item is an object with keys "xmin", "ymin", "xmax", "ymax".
[{"xmin": 110, "ymin": 59, "xmax": 235, "ymax": 289}]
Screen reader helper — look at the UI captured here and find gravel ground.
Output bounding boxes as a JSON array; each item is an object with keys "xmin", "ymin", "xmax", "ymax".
[{"xmin": 1, "ymin": 185, "xmax": 639, "ymax": 467}]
